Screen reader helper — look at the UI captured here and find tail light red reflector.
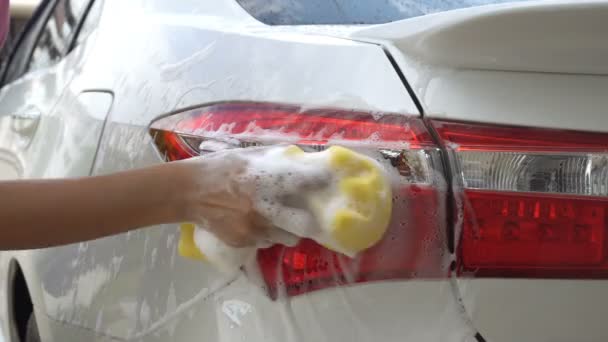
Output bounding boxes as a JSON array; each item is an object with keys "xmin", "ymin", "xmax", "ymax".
[
  {"xmin": 463, "ymin": 190, "xmax": 608, "ymax": 276},
  {"xmin": 432, "ymin": 120, "xmax": 608, "ymax": 278}
]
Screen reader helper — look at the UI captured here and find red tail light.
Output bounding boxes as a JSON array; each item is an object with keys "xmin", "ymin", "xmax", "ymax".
[
  {"xmin": 258, "ymin": 185, "xmax": 446, "ymax": 298},
  {"xmin": 433, "ymin": 120, "xmax": 608, "ymax": 278},
  {"xmin": 150, "ymin": 102, "xmax": 449, "ymax": 299},
  {"xmin": 151, "ymin": 105, "xmax": 608, "ymax": 295}
]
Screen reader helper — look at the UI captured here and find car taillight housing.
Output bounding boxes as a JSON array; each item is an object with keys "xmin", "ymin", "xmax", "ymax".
[
  {"xmin": 151, "ymin": 102, "xmax": 608, "ymax": 296},
  {"xmin": 150, "ymin": 102, "xmax": 450, "ymax": 299},
  {"xmin": 432, "ymin": 120, "xmax": 608, "ymax": 278}
]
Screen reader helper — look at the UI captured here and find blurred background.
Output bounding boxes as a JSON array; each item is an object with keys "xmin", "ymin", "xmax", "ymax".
[{"xmin": 0, "ymin": 0, "xmax": 38, "ymax": 61}]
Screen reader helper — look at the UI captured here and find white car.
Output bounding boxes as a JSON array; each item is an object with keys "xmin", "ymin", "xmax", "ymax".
[{"xmin": 1, "ymin": 0, "xmax": 607, "ymax": 341}]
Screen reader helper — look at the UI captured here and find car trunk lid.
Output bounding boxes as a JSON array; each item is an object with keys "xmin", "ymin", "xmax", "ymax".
[{"xmin": 351, "ymin": 0, "xmax": 608, "ymax": 75}]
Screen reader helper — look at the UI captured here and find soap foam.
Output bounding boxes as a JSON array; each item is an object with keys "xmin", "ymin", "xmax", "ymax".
[
  {"xmin": 241, "ymin": 145, "xmax": 390, "ymax": 255},
  {"xmin": 192, "ymin": 144, "xmax": 390, "ymax": 272},
  {"xmin": 238, "ymin": 146, "xmax": 334, "ymax": 239}
]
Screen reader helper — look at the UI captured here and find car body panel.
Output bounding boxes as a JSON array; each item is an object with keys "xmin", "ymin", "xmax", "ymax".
[
  {"xmin": 353, "ymin": 0, "xmax": 608, "ymax": 75},
  {"xmin": 2, "ymin": 0, "xmax": 426, "ymax": 341},
  {"xmin": 74, "ymin": 14, "xmax": 425, "ymax": 341},
  {"xmin": 60, "ymin": 276, "xmax": 474, "ymax": 342},
  {"xmin": 201, "ymin": 277, "xmax": 474, "ymax": 342},
  {"xmin": 389, "ymin": 55, "xmax": 608, "ymax": 132},
  {"xmin": 346, "ymin": 1, "xmax": 608, "ymax": 341},
  {"xmin": 0, "ymin": 148, "xmax": 21, "ymax": 180},
  {"xmin": 32, "ymin": 306, "xmax": 120, "ymax": 342},
  {"xmin": 402, "ymin": 60, "xmax": 608, "ymax": 342},
  {"xmin": 458, "ymin": 279, "xmax": 608, "ymax": 342},
  {"xmin": 349, "ymin": 0, "xmax": 608, "ymax": 132},
  {"xmin": 0, "ymin": 26, "xmax": 114, "ymax": 340},
  {"xmin": 2, "ymin": 0, "xmax": 607, "ymax": 341}
]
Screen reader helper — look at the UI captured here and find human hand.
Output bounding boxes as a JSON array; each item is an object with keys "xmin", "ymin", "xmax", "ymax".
[{"xmin": 175, "ymin": 145, "xmax": 330, "ymax": 247}]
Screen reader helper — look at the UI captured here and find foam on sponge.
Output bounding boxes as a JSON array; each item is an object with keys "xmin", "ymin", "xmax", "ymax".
[{"xmin": 178, "ymin": 145, "xmax": 392, "ymax": 271}]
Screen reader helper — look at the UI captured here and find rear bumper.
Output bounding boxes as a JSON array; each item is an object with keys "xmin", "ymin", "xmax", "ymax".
[
  {"xmin": 136, "ymin": 277, "xmax": 478, "ymax": 342},
  {"xmin": 33, "ymin": 307, "xmax": 120, "ymax": 342},
  {"xmin": 459, "ymin": 278, "xmax": 608, "ymax": 342}
]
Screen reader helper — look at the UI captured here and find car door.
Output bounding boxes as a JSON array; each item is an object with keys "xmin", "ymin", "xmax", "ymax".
[
  {"xmin": 0, "ymin": 1, "xmax": 108, "ymax": 340},
  {"xmin": 0, "ymin": 0, "xmax": 94, "ymax": 180}
]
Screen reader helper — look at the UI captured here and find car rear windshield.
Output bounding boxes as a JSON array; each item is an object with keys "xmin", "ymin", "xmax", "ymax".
[{"xmin": 236, "ymin": 0, "xmax": 532, "ymax": 25}]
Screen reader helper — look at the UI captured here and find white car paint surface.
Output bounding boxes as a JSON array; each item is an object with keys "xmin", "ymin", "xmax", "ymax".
[
  {"xmin": 350, "ymin": 2, "xmax": 608, "ymax": 341},
  {"xmin": 1, "ymin": 0, "xmax": 607, "ymax": 342}
]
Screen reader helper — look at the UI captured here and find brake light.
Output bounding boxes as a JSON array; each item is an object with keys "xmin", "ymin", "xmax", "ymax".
[
  {"xmin": 433, "ymin": 120, "xmax": 608, "ymax": 278},
  {"xmin": 150, "ymin": 102, "xmax": 449, "ymax": 299}
]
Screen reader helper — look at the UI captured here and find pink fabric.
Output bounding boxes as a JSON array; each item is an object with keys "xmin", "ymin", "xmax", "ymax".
[{"xmin": 0, "ymin": 0, "xmax": 8, "ymax": 49}]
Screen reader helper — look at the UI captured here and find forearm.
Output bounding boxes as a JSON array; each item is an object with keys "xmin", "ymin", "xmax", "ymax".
[{"xmin": 0, "ymin": 162, "xmax": 190, "ymax": 250}]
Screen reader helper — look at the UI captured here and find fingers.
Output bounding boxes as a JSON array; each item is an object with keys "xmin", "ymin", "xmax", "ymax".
[
  {"xmin": 196, "ymin": 207, "xmax": 306, "ymax": 249},
  {"xmin": 264, "ymin": 228, "xmax": 300, "ymax": 247},
  {"xmin": 256, "ymin": 204, "xmax": 319, "ymax": 237},
  {"xmin": 186, "ymin": 144, "xmax": 331, "ymax": 251},
  {"xmin": 200, "ymin": 209, "xmax": 269, "ymax": 248}
]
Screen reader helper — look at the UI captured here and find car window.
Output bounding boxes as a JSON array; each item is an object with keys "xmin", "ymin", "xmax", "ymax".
[
  {"xmin": 27, "ymin": 0, "xmax": 90, "ymax": 73},
  {"xmin": 71, "ymin": 0, "xmax": 102, "ymax": 48},
  {"xmin": 235, "ymin": 0, "xmax": 534, "ymax": 25}
]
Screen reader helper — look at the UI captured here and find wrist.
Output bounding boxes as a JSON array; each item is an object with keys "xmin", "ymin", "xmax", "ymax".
[{"xmin": 165, "ymin": 159, "xmax": 205, "ymax": 222}]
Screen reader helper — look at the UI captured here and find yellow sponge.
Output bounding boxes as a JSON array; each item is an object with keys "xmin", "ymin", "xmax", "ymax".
[
  {"xmin": 178, "ymin": 223, "xmax": 206, "ymax": 260},
  {"xmin": 324, "ymin": 145, "xmax": 392, "ymax": 254},
  {"xmin": 177, "ymin": 145, "xmax": 392, "ymax": 261}
]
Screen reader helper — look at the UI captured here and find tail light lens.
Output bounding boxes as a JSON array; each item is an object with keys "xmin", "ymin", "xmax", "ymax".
[
  {"xmin": 433, "ymin": 120, "xmax": 608, "ymax": 278},
  {"xmin": 150, "ymin": 102, "xmax": 450, "ymax": 299},
  {"xmin": 151, "ymin": 106, "xmax": 608, "ymax": 295}
]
